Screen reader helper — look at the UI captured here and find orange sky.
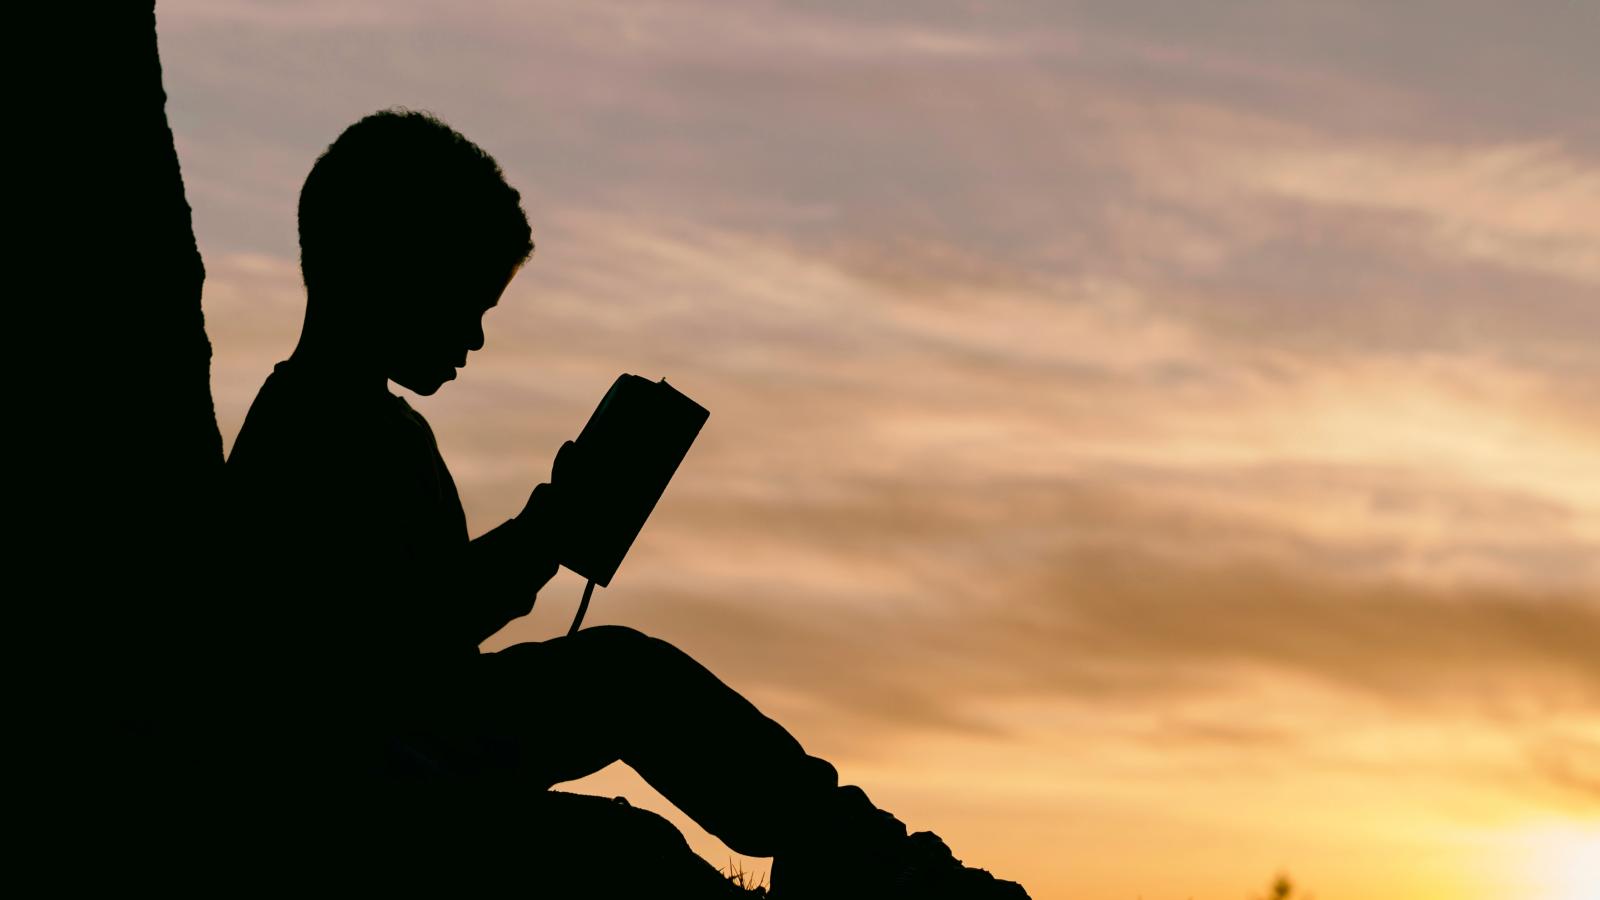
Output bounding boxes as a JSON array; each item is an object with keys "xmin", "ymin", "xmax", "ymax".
[{"xmin": 161, "ymin": 2, "xmax": 1599, "ymax": 896}]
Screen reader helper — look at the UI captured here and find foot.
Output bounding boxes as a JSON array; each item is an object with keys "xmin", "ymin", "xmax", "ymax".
[
  {"xmin": 892, "ymin": 830, "xmax": 1032, "ymax": 900},
  {"xmin": 770, "ymin": 786, "xmax": 1031, "ymax": 899}
]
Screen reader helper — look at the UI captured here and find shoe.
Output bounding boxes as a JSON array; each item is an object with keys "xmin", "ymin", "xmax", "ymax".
[
  {"xmin": 770, "ymin": 786, "xmax": 1031, "ymax": 899},
  {"xmin": 892, "ymin": 830, "xmax": 1032, "ymax": 900}
]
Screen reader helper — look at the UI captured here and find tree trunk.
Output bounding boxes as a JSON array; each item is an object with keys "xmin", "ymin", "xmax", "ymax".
[{"xmin": 24, "ymin": 1, "xmax": 222, "ymax": 876}]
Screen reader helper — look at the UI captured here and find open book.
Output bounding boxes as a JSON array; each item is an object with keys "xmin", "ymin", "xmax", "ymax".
[{"xmin": 559, "ymin": 374, "xmax": 710, "ymax": 587}]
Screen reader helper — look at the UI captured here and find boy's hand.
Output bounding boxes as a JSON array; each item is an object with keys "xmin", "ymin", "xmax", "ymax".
[{"xmin": 516, "ymin": 440, "xmax": 590, "ymax": 565}]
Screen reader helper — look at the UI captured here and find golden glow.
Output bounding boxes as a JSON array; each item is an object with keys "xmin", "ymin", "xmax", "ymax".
[{"xmin": 1512, "ymin": 823, "xmax": 1600, "ymax": 900}]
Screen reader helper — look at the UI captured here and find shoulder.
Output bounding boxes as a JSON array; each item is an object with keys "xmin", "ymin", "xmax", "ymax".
[{"xmin": 227, "ymin": 363, "xmax": 400, "ymax": 492}]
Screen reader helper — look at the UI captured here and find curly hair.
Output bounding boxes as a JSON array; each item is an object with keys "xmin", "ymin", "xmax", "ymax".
[{"xmin": 298, "ymin": 108, "xmax": 533, "ymax": 295}]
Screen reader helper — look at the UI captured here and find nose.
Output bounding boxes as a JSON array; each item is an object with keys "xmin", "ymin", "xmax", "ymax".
[{"xmin": 466, "ymin": 319, "xmax": 485, "ymax": 353}]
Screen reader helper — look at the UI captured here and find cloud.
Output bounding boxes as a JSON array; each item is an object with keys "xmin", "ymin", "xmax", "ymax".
[
  {"xmin": 1524, "ymin": 730, "xmax": 1600, "ymax": 806},
  {"xmin": 1151, "ymin": 112, "xmax": 1600, "ymax": 285},
  {"xmin": 165, "ymin": 0, "xmax": 1600, "ymax": 377}
]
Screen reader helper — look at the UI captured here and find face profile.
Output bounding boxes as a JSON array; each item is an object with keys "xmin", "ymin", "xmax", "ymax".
[{"xmin": 381, "ymin": 261, "xmax": 518, "ymax": 396}]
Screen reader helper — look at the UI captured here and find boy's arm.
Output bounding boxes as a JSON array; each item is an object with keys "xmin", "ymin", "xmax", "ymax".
[
  {"xmin": 454, "ymin": 439, "xmax": 585, "ymax": 645},
  {"xmin": 459, "ymin": 506, "xmax": 561, "ymax": 645},
  {"xmin": 395, "ymin": 442, "xmax": 582, "ymax": 649}
]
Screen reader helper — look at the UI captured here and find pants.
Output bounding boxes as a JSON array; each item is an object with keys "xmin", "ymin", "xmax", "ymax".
[{"xmin": 395, "ymin": 625, "xmax": 845, "ymax": 858}]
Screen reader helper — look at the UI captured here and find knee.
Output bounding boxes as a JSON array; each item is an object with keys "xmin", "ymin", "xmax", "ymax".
[
  {"xmin": 574, "ymin": 624, "xmax": 652, "ymax": 652},
  {"xmin": 569, "ymin": 625, "xmax": 683, "ymax": 671}
]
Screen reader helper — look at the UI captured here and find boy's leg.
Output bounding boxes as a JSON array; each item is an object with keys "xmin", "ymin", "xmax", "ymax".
[
  {"xmin": 441, "ymin": 624, "xmax": 871, "ymax": 858},
  {"xmin": 395, "ymin": 625, "xmax": 1028, "ymax": 899}
]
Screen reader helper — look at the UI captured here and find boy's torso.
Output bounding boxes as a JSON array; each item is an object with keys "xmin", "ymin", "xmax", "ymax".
[{"xmin": 224, "ymin": 358, "xmax": 477, "ymax": 677}]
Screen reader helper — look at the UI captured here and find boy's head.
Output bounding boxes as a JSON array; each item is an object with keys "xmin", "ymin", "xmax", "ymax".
[{"xmin": 298, "ymin": 109, "xmax": 533, "ymax": 395}]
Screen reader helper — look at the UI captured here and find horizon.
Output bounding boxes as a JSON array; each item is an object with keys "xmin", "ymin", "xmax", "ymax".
[{"xmin": 162, "ymin": 2, "xmax": 1598, "ymax": 897}]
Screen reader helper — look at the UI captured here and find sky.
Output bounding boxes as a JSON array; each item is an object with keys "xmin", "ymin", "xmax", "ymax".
[{"xmin": 158, "ymin": 2, "xmax": 1598, "ymax": 897}]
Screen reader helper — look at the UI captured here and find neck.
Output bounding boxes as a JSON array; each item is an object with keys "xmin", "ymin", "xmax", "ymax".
[{"xmin": 289, "ymin": 294, "xmax": 389, "ymax": 395}]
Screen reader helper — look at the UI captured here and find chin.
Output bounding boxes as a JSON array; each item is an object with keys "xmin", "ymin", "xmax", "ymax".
[{"xmin": 392, "ymin": 372, "xmax": 451, "ymax": 396}]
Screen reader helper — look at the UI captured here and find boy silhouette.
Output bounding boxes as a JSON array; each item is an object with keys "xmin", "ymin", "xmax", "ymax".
[{"xmin": 223, "ymin": 109, "xmax": 1024, "ymax": 899}]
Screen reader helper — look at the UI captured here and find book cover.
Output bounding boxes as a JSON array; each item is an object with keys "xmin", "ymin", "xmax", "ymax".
[{"xmin": 559, "ymin": 374, "xmax": 710, "ymax": 587}]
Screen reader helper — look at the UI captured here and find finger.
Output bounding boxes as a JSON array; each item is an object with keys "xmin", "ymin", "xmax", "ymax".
[
  {"xmin": 521, "ymin": 482, "xmax": 564, "ymax": 539},
  {"xmin": 552, "ymin": 440, "xmax": 575, "ymax": 481}
]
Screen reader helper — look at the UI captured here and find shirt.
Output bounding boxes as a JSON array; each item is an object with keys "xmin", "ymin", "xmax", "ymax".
[{"xmin": 224, "ymin": 357, "xmax": 488, "ymax": 696}]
